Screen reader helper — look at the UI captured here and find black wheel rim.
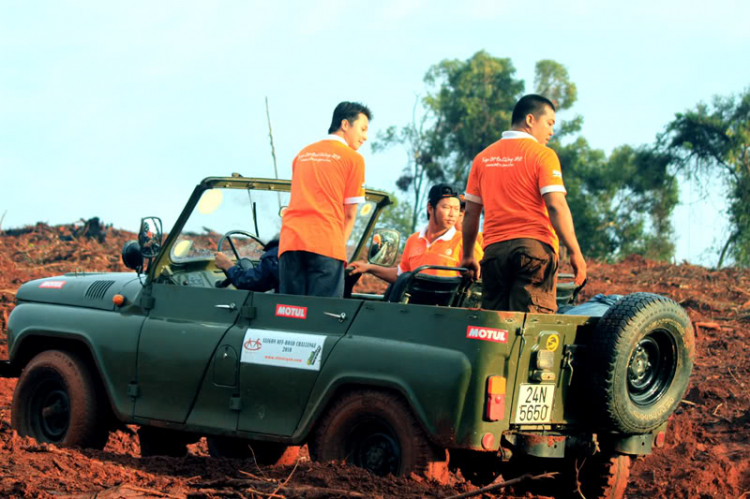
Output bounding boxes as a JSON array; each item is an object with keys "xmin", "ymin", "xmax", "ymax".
[
  {"xmin": 627, "ymin": 330, "xmax": 677, "ymax": 406},
  {"xmin": 347, "ymin": 417, "xmax": 402, "ymax": 476},
  {"xmin": 29, "ymin": 377, "xmax": 70, "ymax": 443}
]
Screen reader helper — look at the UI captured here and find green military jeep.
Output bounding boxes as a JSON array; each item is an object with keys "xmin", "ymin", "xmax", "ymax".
[{"xmin": 1, "ymin": 176, "xmax": 694, "ymax": 498}]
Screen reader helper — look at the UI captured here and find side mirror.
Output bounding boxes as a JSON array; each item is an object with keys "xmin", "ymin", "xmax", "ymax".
[
  {"xmin": 138, "ymin": 217, "xmax": 163, "ymax": 259},
  {"xmin": 367, "ymin": 228, "xmax": 400, "ymax": 267},
  {"xmin": 121, "ymin": 240, "xmax": 144, "ymax": 271}
]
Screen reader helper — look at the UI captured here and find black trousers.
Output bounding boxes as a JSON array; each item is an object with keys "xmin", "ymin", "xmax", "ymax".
[{"xmin": 279, "ymin": 251, "xmax": 345, "ymax": 298}]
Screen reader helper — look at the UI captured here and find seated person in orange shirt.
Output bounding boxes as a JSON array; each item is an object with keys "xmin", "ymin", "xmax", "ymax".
[{"xmin": 349, "ymin": 184, "xmax": 483, "ymax": 283}]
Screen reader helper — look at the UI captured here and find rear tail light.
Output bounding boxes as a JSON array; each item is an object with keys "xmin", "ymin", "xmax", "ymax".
[{"xmin": 485, "ymin": 376, "xmax": 506, "ymax": 421}]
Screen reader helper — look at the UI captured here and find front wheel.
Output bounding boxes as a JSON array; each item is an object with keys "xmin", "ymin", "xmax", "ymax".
[
  {"xmin": 310, "ymin": 390, "xmax": 448, "ymax": 481},
  {"xmin": 11, "ymin": 350, "xmax": 109, "ymax": 449}
]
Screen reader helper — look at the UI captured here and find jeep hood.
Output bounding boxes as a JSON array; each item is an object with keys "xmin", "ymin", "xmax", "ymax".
[{"xmin": 16, "ymin": 272, "xmax": 143, "ymax": 311}]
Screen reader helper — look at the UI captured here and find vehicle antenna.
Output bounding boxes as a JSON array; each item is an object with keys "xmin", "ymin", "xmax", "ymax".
[{"xmin": 265, "ymin": 97, "xmax": 282, "ymax": 212}]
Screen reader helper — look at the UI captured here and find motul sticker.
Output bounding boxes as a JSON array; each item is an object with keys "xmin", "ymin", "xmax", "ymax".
[
  {"xmin": 39, "ymin": 281, "xmax": 66, "ymax": 289},
  {"xmin": 275, "ymin": 304, "xmax": 307, "ymax": 319},
  {"xmin": 241, "ymin": 329, "xmax": 325, "ymax": 371},
  {"xmin": 466, "ymin": 326, "xmax": 508, "ymax": 343}
]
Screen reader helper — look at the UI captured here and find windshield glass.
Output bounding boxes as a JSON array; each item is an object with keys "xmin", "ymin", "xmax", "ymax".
[{"xmin": 170, "ymin": 185, "xmax": 379, "ymax": 263}]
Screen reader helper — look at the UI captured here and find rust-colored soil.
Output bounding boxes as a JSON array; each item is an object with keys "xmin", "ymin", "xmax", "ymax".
[{"xmin": 1, "ymin": 223, "xmax": 748, "ymax": 498}]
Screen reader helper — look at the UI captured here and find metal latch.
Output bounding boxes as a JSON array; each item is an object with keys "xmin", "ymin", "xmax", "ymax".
[
  {"xmin": 240, "ymin": 306, "xmax": 256, "ymax": 319},
  {"xmin": 127, "ymin": 382, "xmax": 140, "ymax": 398},
  {"xmin": 562, "ymin": 345, "xmax": 584, "ymax": 386},
  {"xmin": 323, "ymin": 311, "xmax": 347, "ymax": 322}
]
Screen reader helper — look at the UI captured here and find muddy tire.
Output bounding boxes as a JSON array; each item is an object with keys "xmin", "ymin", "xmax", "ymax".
[
  {"xmin": 11, "ymin": 350, "xmax": 109, "ymax": 449},
  {"xmin": 207, "ymin": 436, "xmax": 300, "ymax": 465},
  {"xmin": 587, "ymin": 293, "xmax": 694, "ymax": 433},
  {"xmin": 310, "ymin": 390, "xmax": 448, "ymax": 481},
  {"xmin": 578, "ymin": 453, "xmax": 631, "ymax": 499},
  {"xmin": 138, "ymin": 427, "xmax": 189, "ymax": 457}
]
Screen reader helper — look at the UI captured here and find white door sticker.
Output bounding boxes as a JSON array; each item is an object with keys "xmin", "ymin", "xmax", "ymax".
[{"xmin": 241, "ymin": 328, "xmax": 325, "ymax": 371}]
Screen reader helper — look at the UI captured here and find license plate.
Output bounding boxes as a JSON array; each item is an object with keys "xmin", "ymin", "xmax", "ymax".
[{"xmin": 515, "ymin": 383, "xmax": 555, "ymax": 423}]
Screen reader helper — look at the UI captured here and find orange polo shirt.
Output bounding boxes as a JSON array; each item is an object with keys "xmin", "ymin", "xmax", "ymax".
[
  {"xmin": 279, "ymin": 135, "xmax": 365, "ymax": 261},
  {"xmin": 398, "ymin": 226, "xmax": 484, "ymax": 277},
  {"xmin": 465, "ymin": 131, "xmax": 566, "ymax": 253}
]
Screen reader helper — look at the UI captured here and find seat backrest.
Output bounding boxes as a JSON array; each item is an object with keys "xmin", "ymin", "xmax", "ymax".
[{"xmin": 387, "ymin": 265, "xmax": 468, "ymax": 306}]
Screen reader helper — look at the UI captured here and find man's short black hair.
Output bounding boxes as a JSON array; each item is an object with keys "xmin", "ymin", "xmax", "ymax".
[
  {"xmin": 511, "ymin": 94, "xmax": 556, "ymax": 126},
  {"xmin": 328, "ymin": 101, "xmax": 372, "ymax": 134}
]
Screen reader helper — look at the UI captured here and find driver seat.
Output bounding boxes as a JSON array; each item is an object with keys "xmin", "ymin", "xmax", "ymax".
[{"xmin": 387, "ymin": 265, "xmax": 470, "ymax": 307}]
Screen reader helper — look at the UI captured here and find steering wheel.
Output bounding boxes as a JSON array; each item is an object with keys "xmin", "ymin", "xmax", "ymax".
[{"xmin": 215, "ymin": 230, "xmax": 266, "ymax": 288}]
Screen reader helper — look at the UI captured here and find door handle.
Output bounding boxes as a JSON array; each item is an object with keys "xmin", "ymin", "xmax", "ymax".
[
  {"xmin": 323, "ymin": 311, "xmax": 347, "ymax": 322},
  {"xmin": 215, "ymin": 303, "xmax": 237, "ymax": 311}
]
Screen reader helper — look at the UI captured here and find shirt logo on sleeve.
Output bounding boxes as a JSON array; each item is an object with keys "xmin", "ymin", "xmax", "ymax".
[
  {"xmin": 466, "ymin": 326, "xmax": 508, "ymax": 343},
  {"xmin": 552, "ymin": 170, "xmax": 562, "ymax": 178},
  {"xmin": 275, "ymin": 304, "xmax": 308, "ymax": 319}
]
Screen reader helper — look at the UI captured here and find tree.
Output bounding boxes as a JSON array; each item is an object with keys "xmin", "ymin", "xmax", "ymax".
[
  {"xmin": 370, "ymin": 99, "xmax": 442, "ymax": 233},
  {"xmin": 423, "ymin": 54, "xmax": 578, "ymax": 184},
  {"xmin": 659, "ymin": 89, "xmax": 750, "ymax": 268},
  {"xmin": 373, "ymin": 51, "xmax": 678, "ymax": 261}
]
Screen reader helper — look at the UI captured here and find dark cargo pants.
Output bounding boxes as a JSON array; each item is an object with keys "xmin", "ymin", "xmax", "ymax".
[
  {"xmin": 279, "ymin": 250, "xmax": 345, "ymax": 298},
  {"xmin": 480, "ymin": 238, "xmax": 558, "ymax": 313}
]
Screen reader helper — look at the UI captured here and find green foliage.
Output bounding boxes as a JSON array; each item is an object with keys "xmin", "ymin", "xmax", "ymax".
[
  {"xmin": 534, "ymin": 60, "xmax": 577, "ymax": 111},
  {"xmin": 370, "ymin": 100, "xmax": 441, "ymax": 233},
  {"xmin": 660, "ymin": 88, "xmax": 750, "ymax": 267},
  {"xmin": 553, "ymin": 138, "xmax": 677, "ymax": 262},
  {"xmin": 423, "ymin": 51, "xmax": 525, "ymax": 183},
  {"xmin": 374, "ymin": 51, "xmax": 680, "ymax": 262}
]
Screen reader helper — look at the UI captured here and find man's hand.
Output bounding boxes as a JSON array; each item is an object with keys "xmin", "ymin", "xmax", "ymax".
[
  {"xmin": 460, "ymin": 255, "xmax": 480, "ymax": 281},
  {"xmin": 347, "ymin": 261, "xmax": 371, "ymax": 275},
  {"xmin": 570, "ymin": 251, "xmax": 587, "ymax": 286},
  {"xmin": 214, "ymin": 252, "xmax": 234, "ymax": 271}
]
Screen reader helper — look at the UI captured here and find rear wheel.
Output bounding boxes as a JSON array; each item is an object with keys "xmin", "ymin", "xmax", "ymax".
[
  {"xmin": 578, "ymin": 453, "xmax": 631, "ymax": 499},
  {"xmin": 11, "ymin": 350, "xmax": 109, "ymax": 449},
  {"xmin": 310, "ymin": 390, "xmax": 448, "ymax": 481},
  {"xmin": 207, "ymin": 436, "xmax": 300, "ymax": 465}
]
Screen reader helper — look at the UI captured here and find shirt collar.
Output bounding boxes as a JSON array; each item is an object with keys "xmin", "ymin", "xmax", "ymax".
[
  {"xmin": 501, "ymin": 130, "xmax": 538, "ymax": 142},
  {"xmin": 418, "ymin": 225, "xmax": 457, "ymax": 247},
  {"xmin": 326, "ymin": 134, "xmax": 349, "ymax": 146}
]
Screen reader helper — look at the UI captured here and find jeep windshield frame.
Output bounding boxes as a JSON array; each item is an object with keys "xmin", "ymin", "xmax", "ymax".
[{"xmin": 146, "ymin": 176, "xmax": 391, "ymax": 283}]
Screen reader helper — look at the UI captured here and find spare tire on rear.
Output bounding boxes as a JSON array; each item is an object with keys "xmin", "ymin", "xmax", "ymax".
[{"xmin": 585, "ymin": 292, "xmax": 694, "ymax": 433}]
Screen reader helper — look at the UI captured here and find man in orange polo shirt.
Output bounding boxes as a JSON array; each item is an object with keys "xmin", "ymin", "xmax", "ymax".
[
  {"xmin": 279, "ymin": 101, "xmax": 371, "ymax": 297},
  {"xmin": 349, "ymin": 184, "xmax": 483, "ymax": 283},
  {"xmin": 460, "ymin": 94, "xmax": 586, "ymax": 313}
]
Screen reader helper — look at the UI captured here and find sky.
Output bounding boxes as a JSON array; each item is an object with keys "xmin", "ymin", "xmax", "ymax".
[{"xmin": 1, "ymin": 1, "xmax": 748, "ymax": 267}]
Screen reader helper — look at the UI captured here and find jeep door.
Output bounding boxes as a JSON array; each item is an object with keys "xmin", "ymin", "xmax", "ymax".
[
  {"xmin": 134, "ymin": 282, "xmax": 250, "ymax": 423},
  {"xmin": 236, "ymin": 293, "xmax": 362, "ymax": 436}
]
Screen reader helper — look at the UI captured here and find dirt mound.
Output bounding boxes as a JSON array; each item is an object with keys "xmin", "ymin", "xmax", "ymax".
[{"xmin": 1, "ymin": 222, "xmax": 749, "ymax": 498}]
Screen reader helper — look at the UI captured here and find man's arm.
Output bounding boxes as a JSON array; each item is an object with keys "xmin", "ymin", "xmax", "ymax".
[
  {"xmin": 343, "ymin": 203, "xmax": 359, "ymax": 243},
  {"xmin": 460, "ymin": 200, "xmax": 482, "ymax": 280},
  {"xmin": 347, "ymin": 261, "xmax": 399, "ymax": 284},
  {"xmin": 543, "ymin": 192, "xmax": 587, "ymax": 286}
]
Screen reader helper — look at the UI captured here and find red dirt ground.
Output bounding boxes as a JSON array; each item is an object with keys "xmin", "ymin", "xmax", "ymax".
[{"xmin": 0, "ymin": 222, "xmax": 748, "ymax": 498}]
